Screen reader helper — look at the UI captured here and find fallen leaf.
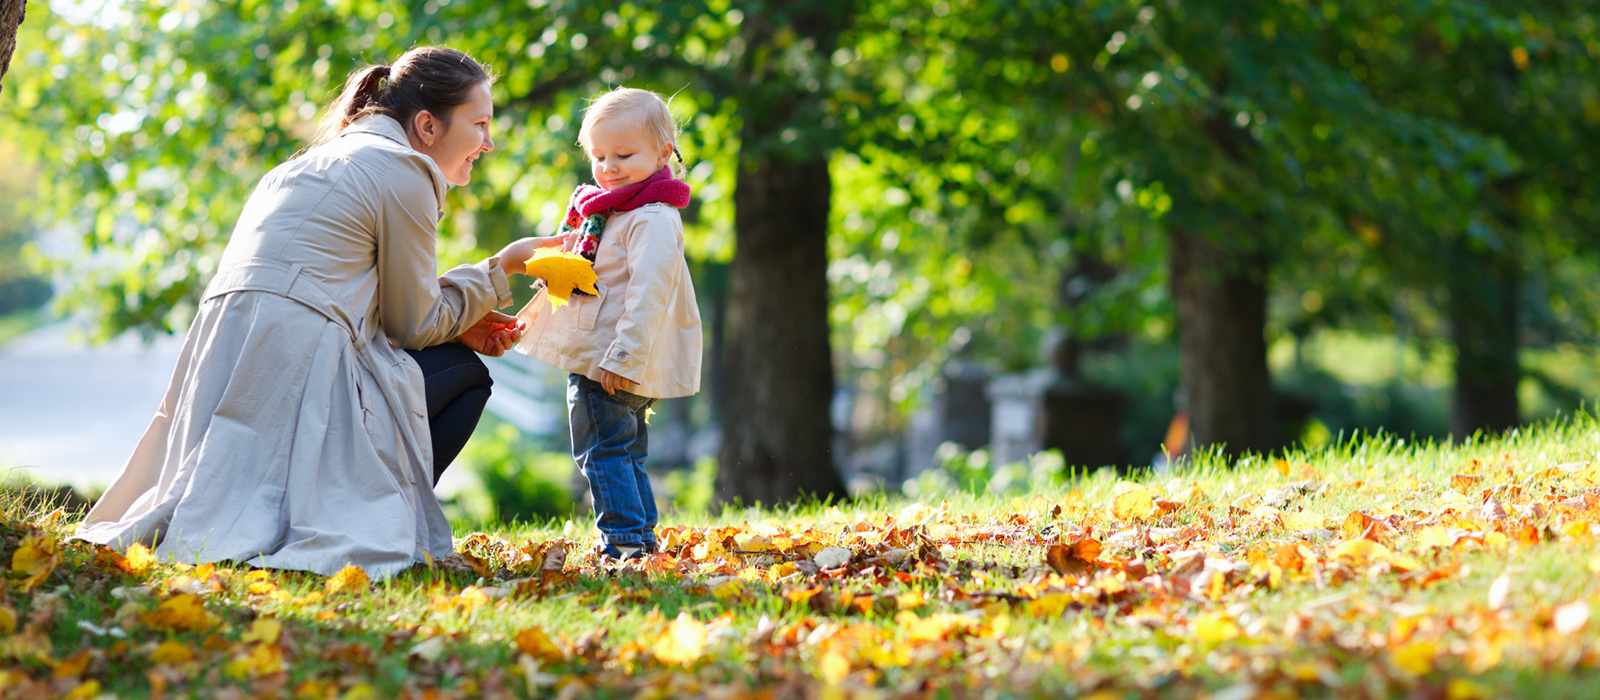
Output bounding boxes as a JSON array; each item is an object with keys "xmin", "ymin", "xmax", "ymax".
[
  {"xmin": 52, "ymin": 650, "xmax": 90, "ymax": 678},
  {"xmin": 125, "ymin": 543, "xmax": 158, "ymax": 574},
  {"xmin": 324, "ymin": 565, "xmax": 369, "ymax": 597},
  {"xmin": 1112, "ymin": 488, "xmax": 1156, "ymax": 522},
  {"xmin": 242, "ymin": 618, "xmax": 282, "ymax": 645},
  {"xmin": 1330, "ymin": 539, "xmax": 1389, "ymax": 567},
  {"xmin": 525, "ymin": 249, "xmax": 599, "ymax": 310},
  {"xmin": 142, "ymin": 593, "xmax": 213, "ymax": 632},
  {"xmin": 151, "ymin": 640, "xmax": 197, "ymax": 664},
  {"xmin": 1193, "ymin": 611, "xmax": 1241, "ymax": 645},
  {"xmin": 1450, "ymin": 474, "xmax": 1483, "ymax": 493},
  {"xmin": 1392, "ymin": 640, "xmax": 1435, "ymax": 675},
  {"xmin": 652, "ymin": 613, "xmax": 707, "ymax": 665},
  {"xmin": 514, "ymin": 626, "xmax": 566, "ymax": 662},
  {"xmin": 814, "ymin": 547, "xmax": 852, "ymax": 569},
  {"xmin": 12, "ymin": 532, "xmax": 61, "ymax": 592},
  {"xmin": 818, "ymin": 649, "xmax": 850, "ymax": 685},
  {"xmin": 0, "ymin": 606, "xmax": 14, "ymax": 636},
  {"xmin": 1282, "ymin": 511, "xmax": 1323, "ymax": 531},
  {"xmin": 225, "ymin": 643, "xmax": 286, "ymax": 678}
]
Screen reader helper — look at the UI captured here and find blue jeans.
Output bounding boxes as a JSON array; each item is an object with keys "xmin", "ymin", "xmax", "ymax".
[{"xmin": 568, "ymin": 374, "xmax": 658, "ymax": 548}]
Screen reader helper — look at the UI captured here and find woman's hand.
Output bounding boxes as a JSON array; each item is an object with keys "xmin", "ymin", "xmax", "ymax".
[
  {"xmin": 456, "ymin": 310, "xmax": 525, "ymax": 357},
  {"xmin": 497, "ymin": 236, "xmax": 564, "ymax": 277},
  {"xmin": 596, "ymin": 368, "xmax": 638, "ymax": 395}
]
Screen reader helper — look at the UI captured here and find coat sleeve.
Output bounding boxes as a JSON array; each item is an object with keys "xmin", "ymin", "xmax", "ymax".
[
  {"xmin": 374, "ymin": 153, "xmax": 512, "ymax": 350},
  {"xmin": 598, "ymin": 210, "xmax": 684, "ymax": 381}
]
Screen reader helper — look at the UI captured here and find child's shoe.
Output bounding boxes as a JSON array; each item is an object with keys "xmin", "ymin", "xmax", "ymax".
[{"xmin": 598, "ymin": 543, "xmax": 647, "ymax": 562}]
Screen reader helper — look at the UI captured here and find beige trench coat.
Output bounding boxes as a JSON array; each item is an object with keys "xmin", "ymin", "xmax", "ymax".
[
  {"xmin": 514, "ymin": 204, "xmax": 702, "ymax": 399},
  {"xmin": 75, "ymin": 115, "xmax": 511, "ymax": 579}
]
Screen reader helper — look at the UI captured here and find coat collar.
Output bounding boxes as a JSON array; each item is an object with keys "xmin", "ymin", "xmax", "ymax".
[{"xmin": 342, "ymin": 114, "xmax": 451, "ymax": 206}]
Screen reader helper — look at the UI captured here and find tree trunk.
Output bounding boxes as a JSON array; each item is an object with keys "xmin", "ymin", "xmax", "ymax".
[
  {"xmin": 1447, "ymin": 246, "xmax": 1520, "ymax": 438},
  {"xmin": 714, "ymin": 147, "xmax": 847, "ymax": 505},
  {"xmin": 0, "ymin": 0, "xmax": 26, "ymax": 93},
  {"xmin": 1169, "ymin": 228, "xmax": 1276, "ymax": 457}
]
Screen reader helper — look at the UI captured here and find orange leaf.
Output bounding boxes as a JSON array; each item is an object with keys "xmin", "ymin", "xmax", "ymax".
[
  {"xmin": 525, "ymin": 249, "xmax": 599, "ymax": 310},
  {"xmin": 514, "ymin": 626, "xmax": 567, "ymax": 662},
  {"xmin": 1044, "ymin": 535, "xmax": 1102, "ymax": 576},
  {"xmin": 52, "ymin": 650, "xmax": 91, "ymax": 678},
  {"xmin": 324, "ymin": 565, "xmax": 369, "ymax": 597},
  {"xmin": 1450, "ymin": 473, "xmax": 1483, "ymax": 493}
]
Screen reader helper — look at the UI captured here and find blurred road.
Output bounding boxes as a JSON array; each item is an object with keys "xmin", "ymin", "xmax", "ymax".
[
  {"xmin": 0, "ymin": 323, "xmax": 528, "ymax": 495},
  {"xmin": 0, "ymin": 323, "xmax": 181, "ymax": 490}
]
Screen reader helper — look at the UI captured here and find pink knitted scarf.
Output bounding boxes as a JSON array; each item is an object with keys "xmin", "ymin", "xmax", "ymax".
[{"xmin": 572, "ymin": 167, "xmax": 691, "ymax": 218}]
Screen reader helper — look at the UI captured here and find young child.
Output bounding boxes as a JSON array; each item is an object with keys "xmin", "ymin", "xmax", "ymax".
[{"xmin": 513, "ymin": 87, "xmax": 702, "ymax": 561}]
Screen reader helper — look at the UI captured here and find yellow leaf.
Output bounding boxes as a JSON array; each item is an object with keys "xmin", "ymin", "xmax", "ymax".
[
  {"xmin": 1448, "ymin": 678, "xmax": 1490, "ymax": 700},
  {"xmin": 1282, "ymin": 511, "xmax": 1324, "ymax": 531},
  {"xmin": 151, "ymin": 640, "xmax": 197, "ymax": 664},
  {"xmin": 193, "ymin": 563, "xmax": 215, "ymax": 580},
  {"xmin": 225, "ymin": 643, "xmax": 286, "ymax": 678},
  {"xmin": 12, "ymin": 533, "xmax": 61, "ymax": 592},
  {"xmin": 895, "ymin": 590, "xmax": 927, "ymax": 610},
  {"xmin": 142, "ymin": 593, "xmax": 214, "ymax": 633},
  {"xmin": 1330, "ymin": 539, "xmax": 1389, "ymax": 567},
  {"xmin": 710, "ymin": 578, "xmax": 745, "ymax": 600},
  {"xmin": 324, "ymin": 565, "xmax": 369, "ymax": 597},
  {"xmin": 525, "ymin": 249, "xmax": 599, "ymax": 310},
  {"xmin": 651, "ymin": 613, "xmax": 707, "ymax": 666},
  {"xmin": 1193, "ymin": 611, "xmax": 1241, "ymax": 646},
  {"xmin": 248, "ymin": 581, "xmax": 278, "ymax": 596},
  {"xmin": 64, "ymin": 680, "xmax": 101, "ymax": 700},
  {"xmin": 1112, "ymin": 488, "xmax": 1156, "ymax": 522},
  {"xmin": 902, "ymin": 613, "xmax": 967, "ymax": 642},
  {"xmin": 0, "ymin": 606, "xmax": 14, "ymax": 636},
  {"xmin": 125, "ymin": 543, "xmax": 158, "ymax": 574},
  {"xmin": 1276, "ymin": 459, "xmax": 1291, "ymax": 476},
  {"xmin": 242, "ymin": 618, "xmax": 282, "ymax": 645},
  {"xmin": 771, "ymin": 562, "xmax": 800, "ymax": 580},
  {"xmin": 1025, "ymin": 594, "xmax": 1073, "ymax": 618},
  {"xmin": 1416, "ymin": 525, "xmax": 1453, "ymax": 550},
  {"xmin": 513, "ymin": 626, "xmax": 566, "ymax": 662},
  {"xmin": 818, "ymin": 650, "xmax": 850, "ymax": 685},
  {"xmin": 1392, "ymin": 640, "xmax": 1435, "ymax": 675}
]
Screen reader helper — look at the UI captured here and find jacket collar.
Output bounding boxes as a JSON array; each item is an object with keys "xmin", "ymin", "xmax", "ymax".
[{"xmin": 342, "ymin": 114, "xmax": 451, "ymax": 205}]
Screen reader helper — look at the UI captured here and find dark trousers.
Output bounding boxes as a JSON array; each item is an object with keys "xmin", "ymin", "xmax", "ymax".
[{"xmin": 405, "ymin": 343, "xmax": 493, "ymax": 486}]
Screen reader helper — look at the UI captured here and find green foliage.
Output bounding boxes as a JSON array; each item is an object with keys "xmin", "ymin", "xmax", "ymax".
[
  {"xmin": 452, "ymin": 422, "xmax": 573, "ymax": 526},
  {"xmin": 902, "ymin": 442, "xmax": 1073, "ymax": 499},
  {"xmin": 658, "ymin": 456, "xmax": 717, "ymax": 516},
  {"xmin": 0, "ymin": 139, "xmax": 50, "ymax": 316}
]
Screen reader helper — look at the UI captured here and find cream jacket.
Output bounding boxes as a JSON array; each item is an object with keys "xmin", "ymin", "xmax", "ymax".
[
  {"xmin": 75, "ymin": 115, "xmax": 512, "ymax": 579},
  {"xmin": 514, "ymin": 204, "xmax": 702, "ymax": 398}
]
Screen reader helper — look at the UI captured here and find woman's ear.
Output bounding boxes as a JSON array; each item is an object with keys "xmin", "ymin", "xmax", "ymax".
[{"xmin": 412, "ymin": 110, "xmax": 439, "ymax": 148}]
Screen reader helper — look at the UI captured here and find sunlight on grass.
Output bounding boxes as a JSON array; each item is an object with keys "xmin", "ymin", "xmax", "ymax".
[{"xmin": 3, "ymin": 415, "xmax": 1600, "ymax": 697}]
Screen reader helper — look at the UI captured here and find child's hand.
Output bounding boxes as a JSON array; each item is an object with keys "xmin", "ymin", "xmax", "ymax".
[
  {"xmin": 597, "ymin": 368, "xmax": 637, "ymax": 395},
  {"xmin": 456, "ymin": 311, "xmax": 525, "ymax": 357}
]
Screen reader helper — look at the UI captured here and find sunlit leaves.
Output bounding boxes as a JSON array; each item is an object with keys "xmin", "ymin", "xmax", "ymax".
[
  {"xmin": 10, "ymin": 532, "xmax": 60, "ymax": 592},
  {"xmin": 323, "ymin": 564, "xmax": 369, "ymax": 597}
]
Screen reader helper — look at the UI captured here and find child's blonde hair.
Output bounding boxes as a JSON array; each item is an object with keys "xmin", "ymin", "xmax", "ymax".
[{"xmin": 578, "ymin": 87, "xmax": 685, "ymax": 178}]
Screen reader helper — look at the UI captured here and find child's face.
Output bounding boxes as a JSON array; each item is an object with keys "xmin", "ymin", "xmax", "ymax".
[{"xmin": 585, "ymin": 117, "xmax": 671, "ymax": 191}]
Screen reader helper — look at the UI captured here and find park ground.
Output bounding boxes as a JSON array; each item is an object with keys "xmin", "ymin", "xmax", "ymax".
[{"xmin": 5, "ymin": 415, "xmax": 1600, "ymax": 698}]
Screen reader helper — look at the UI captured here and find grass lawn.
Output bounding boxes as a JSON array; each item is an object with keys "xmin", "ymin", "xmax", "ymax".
[{"xmin": 5, "ymin": 415, "xmax": 1600, "ymax": 698}]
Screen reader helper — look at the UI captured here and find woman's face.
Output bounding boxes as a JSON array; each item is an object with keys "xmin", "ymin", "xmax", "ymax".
[
  {"xmin": 411, "ymin": 81, "xmax": 495, "ymax": 186},
  {"xmin": 585, "ymin": 117, "xmax": 671, "ymax": 191}
]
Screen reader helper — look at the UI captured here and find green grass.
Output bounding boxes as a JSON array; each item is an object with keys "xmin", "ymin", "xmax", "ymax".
[{"xmin": 5, "ymin": 415, "xmax": 1600, "ymax": 698}]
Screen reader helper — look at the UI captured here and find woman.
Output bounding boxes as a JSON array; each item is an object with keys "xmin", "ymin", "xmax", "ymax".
[{"xmin": 75, "ymin": 46, "xmax": 549, "ymax": 579}]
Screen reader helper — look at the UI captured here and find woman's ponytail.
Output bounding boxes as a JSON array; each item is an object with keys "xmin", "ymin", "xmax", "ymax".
[{"xmin": 311, "ymin": 64, "xmax": 392, "ymax": 147}]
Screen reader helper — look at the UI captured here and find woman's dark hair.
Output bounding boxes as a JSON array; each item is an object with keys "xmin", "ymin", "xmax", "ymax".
[{"xmin": 312, "ymin": 46, "xmax": 493, "ymax": 146}]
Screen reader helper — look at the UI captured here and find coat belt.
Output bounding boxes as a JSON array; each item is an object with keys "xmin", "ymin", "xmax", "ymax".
[{"xmin": 203, "ymin": 258, "xmax": 368, "ymax": 351}]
